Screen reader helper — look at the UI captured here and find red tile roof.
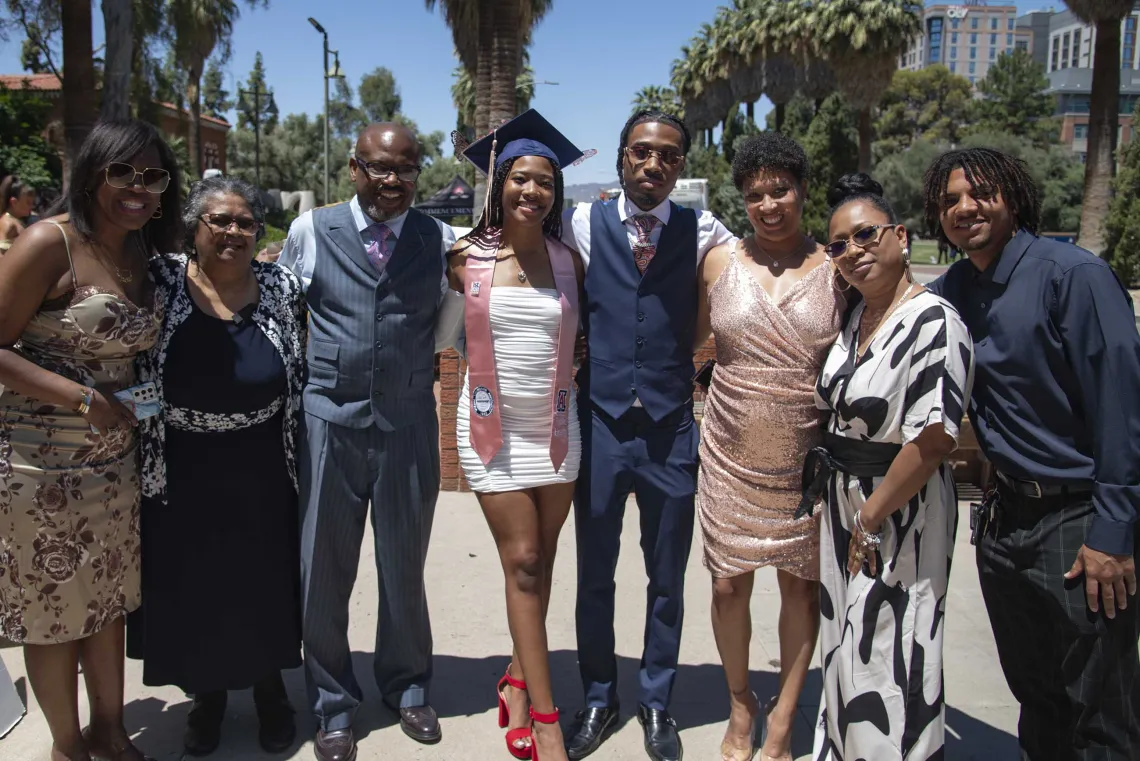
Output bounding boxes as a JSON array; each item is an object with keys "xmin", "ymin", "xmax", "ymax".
[
  {"xmin": 0, "ymin": 74, "xmax": 231, "ymax": 127},
  {"xmin": 0, "ymin": 73, "xmax": 62, "ymax": 91}
]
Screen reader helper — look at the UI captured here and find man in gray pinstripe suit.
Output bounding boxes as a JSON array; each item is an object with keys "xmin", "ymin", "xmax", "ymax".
[{"xmin": 279, "ymin": 123, "xmax": 457, "ymax": 761}]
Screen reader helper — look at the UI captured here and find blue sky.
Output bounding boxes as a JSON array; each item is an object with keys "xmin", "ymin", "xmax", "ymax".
[{"xmin": 0, "ymin": 0, "xmax": 1053, "ymax": 185}]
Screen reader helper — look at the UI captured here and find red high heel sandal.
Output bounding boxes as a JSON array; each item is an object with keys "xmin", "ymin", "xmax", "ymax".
[
  {"xmin": 528, "ymin": 706, "xmax": 560, "ymax": 761},
  {"xmin": 497, "ymin": 666, "xmax": 532, "ymax": 759}
]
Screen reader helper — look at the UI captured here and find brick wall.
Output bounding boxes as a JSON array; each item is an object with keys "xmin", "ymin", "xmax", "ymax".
[{"xmin": 438, "ymin": 349, "xmax": 470, "ymax": 492}]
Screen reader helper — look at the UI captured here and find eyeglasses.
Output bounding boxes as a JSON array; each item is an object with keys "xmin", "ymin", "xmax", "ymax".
[
  {"xmin": 824, "ymin": 225, "xmax": 890, "ymax": 259},
  {"xmin": 353, "ymin": 156, "xmax": 421, "ymax": 183},
  {"xmin": 104, "ymin": 162, "xmax": 171, "ymax": 194},
  {"xmin": 199, "ymin": 213, "xmax": 261, "ymax": 236},
  {"xmin": 624, "ymin": 145, "xmax": 684, "ymax": 168}
]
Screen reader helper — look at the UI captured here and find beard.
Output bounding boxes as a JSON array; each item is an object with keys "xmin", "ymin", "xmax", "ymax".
[{"xmin": 363, "ymin": 202, "xmax": 401, "ymax": 223}]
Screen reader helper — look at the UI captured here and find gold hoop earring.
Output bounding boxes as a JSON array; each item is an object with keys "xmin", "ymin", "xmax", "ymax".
[{"xmin": 831, "ymin": 264, "xmax": 852, "ymax": 293}]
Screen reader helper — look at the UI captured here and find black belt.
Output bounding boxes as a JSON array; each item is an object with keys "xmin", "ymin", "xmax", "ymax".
[
  {"xmin": 995, "ymin": 470, "xmax": 1092, "ymax": 500},
  {"xmin": 795, "ymin": 432, "xmax": 902, "ymax": 519}
]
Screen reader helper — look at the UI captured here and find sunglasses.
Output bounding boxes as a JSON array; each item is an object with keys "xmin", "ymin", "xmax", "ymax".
[
  {"xmin": 199, "ymin": 213, "xmax": 261, "ymax": 236},
  {"xmin": 104, "ymin": 162, "xmax": 171, "ymax": 194},
  {"xmin": 824, "ymin": 224, "xmax": 890, "ymax": 259},
  {"xmin": 354, "ymin": 156, "xmax": 421, "ymax": 183},
  {"xmin": 624, "ymin": 145, "xmax": 684, "ymax": 168}
]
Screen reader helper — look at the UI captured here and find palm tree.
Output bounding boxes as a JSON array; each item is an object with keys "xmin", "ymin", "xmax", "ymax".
[
  {"xmin": 810, "ymin": 0, "xmax": 921, "ymax": 172},
  {"xmin": 452, "ymin": 54, "xmax": 537, "ymax": 135},
  {"xmin": 1065, "ymin": 0, "xmax": 1135, "ymax": 257},
  {"xmin": 101, "ymin": 0, "xmax": 133, "ymax": 119},
  {"xmin": 631, "ymin": 85, "xmax": 683, "ymax": 118},
  {"xmin": 167, "ymin": 0, "xmax": 265, "ymax": 180},
  {"xmin": 61, "ymin": 0, "xmax": 97, "ymax": 176},
  {"xmin": 427, "ymin": 0, "xmax": 551, "ymax": 219}
]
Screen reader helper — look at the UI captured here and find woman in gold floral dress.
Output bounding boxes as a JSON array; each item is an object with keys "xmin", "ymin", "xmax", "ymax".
[{"xmin": 0, "ymin": 120, "xmax": 180, "ymax": 761}]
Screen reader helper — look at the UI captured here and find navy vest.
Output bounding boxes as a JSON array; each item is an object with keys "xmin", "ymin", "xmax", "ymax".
[
  {"xmin": 580, "ymin": 200, "xmax": 698, "ymax": 421},
  {"xmin": 304, "ymin": 203, "xmax": 443, "ymax": 430}
]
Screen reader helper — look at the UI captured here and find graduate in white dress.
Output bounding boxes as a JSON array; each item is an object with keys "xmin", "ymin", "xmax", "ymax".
[{"xmin": 436, "ymin": 110, "xmax": 584, "ymax": 761}]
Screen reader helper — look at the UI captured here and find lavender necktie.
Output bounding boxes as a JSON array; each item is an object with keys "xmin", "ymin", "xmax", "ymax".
[{"xmin": 366, "ymin": 223, "xmax": 393, "ymax": 272}]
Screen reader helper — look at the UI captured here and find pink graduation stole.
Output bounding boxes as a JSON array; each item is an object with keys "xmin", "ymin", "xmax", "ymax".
[{"xmin": 464, "ymin": 236, "xmax": 579, "ymax": 471}]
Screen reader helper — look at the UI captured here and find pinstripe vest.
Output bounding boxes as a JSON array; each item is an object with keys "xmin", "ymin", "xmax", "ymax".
[{"xmin": 304, "ymin": 203, "xmax": 443, "ymax": 431}]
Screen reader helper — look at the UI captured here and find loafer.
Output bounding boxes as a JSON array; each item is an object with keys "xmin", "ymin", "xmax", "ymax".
[
  {"xmin": 397, "ymin": 705, "xmax": 442, "ymax": 744},
  {"xmin": 638, "ymin": 705, "xmax": 682, "ymax": 761},
  {"xmin": 566, "ymin": 705, "xmax": 619, "ymax": 759},
  {"xmin": 253, "ymin": 676, "xmax": 296, "ymax": 754},
  {"xmin": 183, "ymin": 691, "xmax": 226, "ymax": 757},
  {"xmin": 313, "ymin": 728, "xmax": 356, "ymax": 761}
]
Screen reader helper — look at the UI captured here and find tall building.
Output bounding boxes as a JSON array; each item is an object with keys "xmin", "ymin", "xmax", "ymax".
[
  {"xmin": 900, "ymin": 2, "xmax": 1030, "ymax": 87},
  {"xmin": 1044, "ymin": 5, "xmax": 1140, "ymax": 73}
]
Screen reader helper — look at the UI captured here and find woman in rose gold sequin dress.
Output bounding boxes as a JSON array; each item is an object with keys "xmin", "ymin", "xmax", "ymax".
[{"xmin": 694, "ymin": 134, "xmax": 845, "ymax": 761}]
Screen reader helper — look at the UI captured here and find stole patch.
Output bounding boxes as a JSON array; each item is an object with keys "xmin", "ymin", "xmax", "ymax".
[
  {"xmin": 556, "ymin": 389, "xmax": 568, "ymax": 413},
  {"xmin": 470, "ymin": 281, "xmax": 481, "ymax": 296},
  {"xmin": 472, "ymin": 386, "xmax": 495, "ymax": 417}
]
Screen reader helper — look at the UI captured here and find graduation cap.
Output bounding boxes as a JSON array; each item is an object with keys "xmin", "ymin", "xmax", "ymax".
[{"xmin": 462, "ymin": 109, "xmax": 584, "ymax": 177}]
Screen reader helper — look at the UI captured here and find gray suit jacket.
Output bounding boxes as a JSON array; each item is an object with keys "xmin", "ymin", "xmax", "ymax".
[{"xmin": 303, "ymin": 203, "xmax": 443, "ymax": 430}]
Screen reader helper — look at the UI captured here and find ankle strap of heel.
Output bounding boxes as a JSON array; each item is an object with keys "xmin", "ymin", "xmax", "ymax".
[{"xmin": 529, "ymin": 706, "xmax": 559, "ymax": 725}]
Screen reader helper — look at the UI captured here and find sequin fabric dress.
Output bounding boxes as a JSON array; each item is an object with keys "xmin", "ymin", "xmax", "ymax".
[{"xmin": 697, "ymin": 247, "xmax": 844, "ymax": 580}]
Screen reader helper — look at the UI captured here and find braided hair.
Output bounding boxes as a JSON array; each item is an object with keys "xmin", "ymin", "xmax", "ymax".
[
  {"xmin": 464, "ymin": 155, "xmax": 565, "ymax": 250},
  {"xmin": 617, "ymin": 109, "xmax": 692, "ymax": 191},
  {"xmin": 922, "ymin": 148, "xmax": 1040, "ymax": 243}
]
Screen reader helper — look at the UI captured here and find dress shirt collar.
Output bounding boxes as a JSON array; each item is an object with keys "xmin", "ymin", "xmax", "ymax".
[
  {"xmin": 973, "ymin": 228, "xmax": 1033, "ymax": 285},
  {"xmin": 618, "ymin": 191, "xmax": 671, "ymax": 227},
  {"xmin": 350, "ymin": 194, "xmax": 408, "ymax": 238}
]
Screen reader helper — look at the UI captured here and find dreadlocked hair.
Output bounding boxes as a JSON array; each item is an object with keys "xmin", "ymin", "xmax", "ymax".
[
  {"xmin": 922, "ymin": 147, "xmax": 1040, "ymax": 244},
  {"xmin": 617, "ymin": 109, "xmax": 692, "ymax": 191},
  {"xmin": 462, "ymin": 155, "xmax": 565, "ymax": 251}
]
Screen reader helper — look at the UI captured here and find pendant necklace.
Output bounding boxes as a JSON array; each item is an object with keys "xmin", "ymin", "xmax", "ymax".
[{"xmin": 754, "ymin": 234, "xmax": 813, "ymax": 270}]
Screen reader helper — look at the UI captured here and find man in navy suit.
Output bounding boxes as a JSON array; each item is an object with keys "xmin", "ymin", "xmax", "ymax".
[{"xmin": 560, "ymin": 110, "xmax": 734, "ymax": 761}]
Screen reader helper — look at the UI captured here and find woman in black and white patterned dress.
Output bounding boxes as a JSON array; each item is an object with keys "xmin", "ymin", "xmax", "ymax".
[{"xmin": 807, "ymin": 175, "xmax": 974, "ymax": 760}]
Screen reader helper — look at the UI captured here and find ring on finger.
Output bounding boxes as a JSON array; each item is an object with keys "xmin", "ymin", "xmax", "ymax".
[{"xmin": 854, "ymin": 551, "xmax": 865, "ymax": 562}]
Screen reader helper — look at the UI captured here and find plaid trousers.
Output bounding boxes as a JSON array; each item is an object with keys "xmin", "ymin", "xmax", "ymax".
[{"xmin": 978, "ymin": 488, "xmax": 1140, "ymax": 761}]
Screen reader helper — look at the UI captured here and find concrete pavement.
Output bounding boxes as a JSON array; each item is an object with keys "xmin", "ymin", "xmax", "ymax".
[{"xmin": 1, "ymin": 491, "xmax": 1019, "ymax": 761}]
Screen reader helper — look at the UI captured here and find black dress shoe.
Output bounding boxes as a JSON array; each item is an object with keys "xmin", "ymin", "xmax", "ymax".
[
  {"xmin": 184, "ymin": 691, "xmax": 227, "ymax": 757},
  {"xmin": 566, "ymin": 706, "xmax": 619, "ymax": 760},
  {"xmin": 253, "ymin": 674, "xmax": 296, "ymax": 754},
  {"xmin": 313, "ymin": 728, "xmax": 356, "ymax": 761},
  {"xmin": 391, "ymin": 704, "xmax": 441, "ymax": 744},
  {"xmin": 637, "ymin": 705, "xmax": 682, "ymax": 761}
]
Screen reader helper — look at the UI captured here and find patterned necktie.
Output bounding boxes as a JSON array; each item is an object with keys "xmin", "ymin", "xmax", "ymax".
[
  {"xmin": 366, "ymin": 223, "xmax": 393, "ymax": 271},
  {"xmin": 631, "ymin": 214, "xmax": 658, "ymax": 274}
]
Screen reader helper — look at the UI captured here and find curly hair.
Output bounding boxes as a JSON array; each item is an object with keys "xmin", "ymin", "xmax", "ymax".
[
  {"xmin": 182, "ymin": 176, "xmax": 266, "ymax": 258},
  {"xmin": 463, "ymin": 155, "xmax": 564, "ymax": 250},
  {"xmin": 922, "ymin": 147, "xmax": 1040, "ymax": 243},
  {"xmin": 616, "ymin": 109, "xmax": 692, "ymax": 191},
  {"xmin": 731, "ymin": 132, "xmax": 809, "ymax": 191}
]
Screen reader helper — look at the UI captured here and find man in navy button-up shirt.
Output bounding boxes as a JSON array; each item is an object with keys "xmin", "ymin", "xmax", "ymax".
[{"xmin": 925, "ymin": 147, "xmax": 1140, "ymax": 759}]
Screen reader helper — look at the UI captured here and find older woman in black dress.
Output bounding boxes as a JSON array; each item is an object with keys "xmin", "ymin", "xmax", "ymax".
[{"xmin": 128, "ymin": 177, "xmax": 306, "ymax": 756}]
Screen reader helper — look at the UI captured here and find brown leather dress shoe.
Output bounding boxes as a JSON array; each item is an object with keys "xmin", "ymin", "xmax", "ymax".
[
  {"xmin": 313, "ymin": 728, "xmax": 356, "ymax": 761},
  {"xmin": 397, "ymin": 705, "xmax": 442, "ymax": 744}
]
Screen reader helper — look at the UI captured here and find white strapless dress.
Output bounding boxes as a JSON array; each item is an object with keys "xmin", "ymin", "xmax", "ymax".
[{"xmin": 457, "ymin": 287, "xmax": 581, "ymax": 492}]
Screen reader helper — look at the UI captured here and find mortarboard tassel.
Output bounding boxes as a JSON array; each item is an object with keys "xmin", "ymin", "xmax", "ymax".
[{"xmin": 481, "ymin": 131, "xmax": 498, "ymax": 223}]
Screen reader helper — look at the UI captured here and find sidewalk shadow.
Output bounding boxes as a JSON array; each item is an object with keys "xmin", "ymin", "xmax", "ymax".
[{"xmin": 945, "ymin": 706, "xmax": 1018, "ymax": 759}]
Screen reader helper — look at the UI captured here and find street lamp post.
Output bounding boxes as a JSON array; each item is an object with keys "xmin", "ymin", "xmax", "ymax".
[{"xmin": 308, "ymin": 17, "xmax": 336, "ymax": 206}]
